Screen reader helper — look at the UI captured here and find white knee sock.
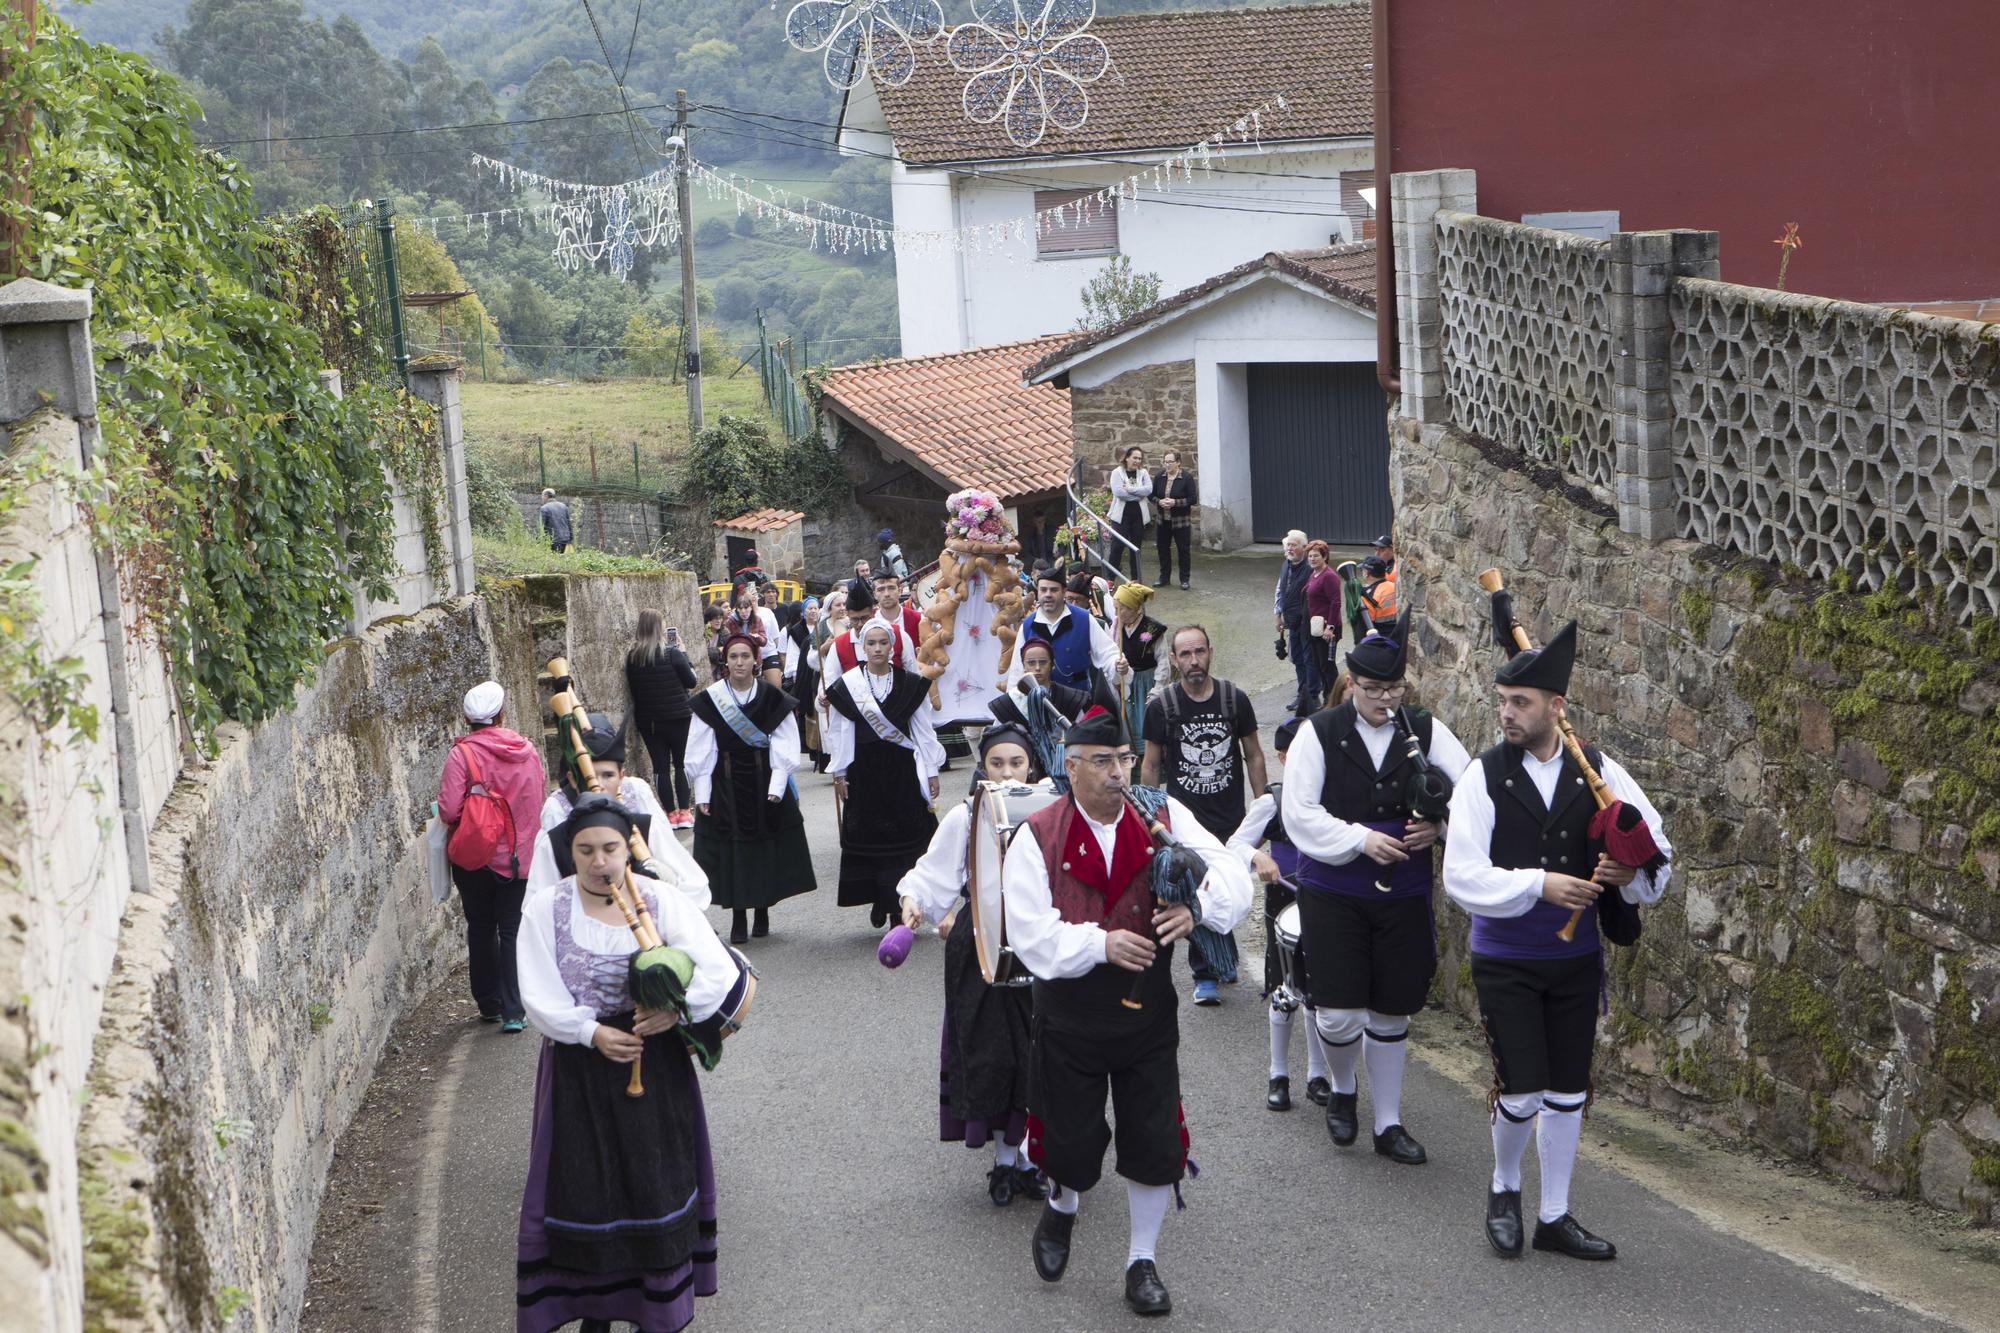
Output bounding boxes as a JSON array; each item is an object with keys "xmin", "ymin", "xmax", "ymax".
[
  {"xmin": 1126, "ymin": 1181, "xmax": 1171, "ymax": 1265},
  {"xmin": 1268, "ymin": 1004, "xmax": 1292, "ymax": 1079},
  {"xmin": 1491, "ymin": 1091, "xmax": 1543, "ymax": 1192},
  {"xmin": 994, "ymin": 1139, "xmax": 1019, "ymax": 1169},
  {"xmin": 1313, "ymin": 1007, "xmax": 1365, "ymax": 1094},
  {"xmin": 1537, "ymin": 1096, "xmax": 1585, "ymax": 1223},
  {"xmin": 1048, "ymin": 1182, "xmax": 1083, "ymax": 1215},
  {"xmin": 1303, "ymin": 1008, "xmax": 1328, "ymax": 1081},
  {"xmin": 1364, "ymin": 1011, "xmax": 1410, "ymax": 1134}
]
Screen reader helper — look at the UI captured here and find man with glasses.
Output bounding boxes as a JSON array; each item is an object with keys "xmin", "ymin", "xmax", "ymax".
[
  {"xmin": 1004, "ymin": 705, "xmax": 1253, "ymax": 1316},
  {"xmin": 1141, "ymin": 625, "xmax": 1267, "ymax": 1005},
  {"xmin": 1281, "ymin": 611, "xmax": 1472, "ymax": 1165}
]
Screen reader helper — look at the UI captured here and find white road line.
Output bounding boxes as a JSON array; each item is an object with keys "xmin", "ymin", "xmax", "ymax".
[{"xmin": 410, "ymin": 1034, "xmax": 473, "ymax": 1333}]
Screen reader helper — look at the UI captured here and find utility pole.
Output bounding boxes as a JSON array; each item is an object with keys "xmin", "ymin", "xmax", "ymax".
[
  {"xmin": 674, "ymin": 89, "xmax": 704, "ymax": 436},
  {"xmin": 0, "ymin": 0, "xmax": 38, "ymax": 281}
]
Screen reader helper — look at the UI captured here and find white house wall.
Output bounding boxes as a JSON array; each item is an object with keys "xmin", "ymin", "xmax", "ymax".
[
  {"xmin": 1060, "ymin": 277, "xmax": 1376, "ymax": 546},
  {"xmin": 895, "ymin": 145, "xmax": 1369, "ymax": 356}
]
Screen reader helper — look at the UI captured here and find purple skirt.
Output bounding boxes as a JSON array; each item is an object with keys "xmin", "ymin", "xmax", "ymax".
[{"xmin": 517, "ymin": 1036, "xmax": 718, "ymax": 1332}]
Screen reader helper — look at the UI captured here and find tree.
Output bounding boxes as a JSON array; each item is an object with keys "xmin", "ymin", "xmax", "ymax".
[
  {"xmin": 622, "ymin": 310, "xmax": 677, "ymax": 377},
  {"xmin": 1076, "ymin": 255, "xmax": 1163, "ymax": 331}
]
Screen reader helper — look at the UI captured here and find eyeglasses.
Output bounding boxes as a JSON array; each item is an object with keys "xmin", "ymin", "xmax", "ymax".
[
  {"xmin": 1077, "ymin": 752, "xmax": 1137, "ymax": 771},
  {"xmin": 1356, "ymin": 682, "xmax": 1407, "ymax": 699}
]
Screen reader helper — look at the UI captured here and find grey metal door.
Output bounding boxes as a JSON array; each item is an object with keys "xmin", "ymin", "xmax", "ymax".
[{"xmin": 1246, "ymin": 362, "xmax": 1392, "ymax": 545}]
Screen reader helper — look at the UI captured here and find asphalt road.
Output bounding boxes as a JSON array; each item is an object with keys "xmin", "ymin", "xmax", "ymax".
[{"xmin": 302, "ymin": 694, "xmax": 1970, "ymax": 1331}]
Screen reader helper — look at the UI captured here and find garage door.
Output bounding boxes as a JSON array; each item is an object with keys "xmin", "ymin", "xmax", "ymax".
[{"xmin": 1246, "ymin": 362, "xmax": 1392, "ymax": 545}]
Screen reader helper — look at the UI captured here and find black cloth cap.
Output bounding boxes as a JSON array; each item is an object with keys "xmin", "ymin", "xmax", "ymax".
[
  {"xmin": 582, "ymin": 711, "xmax": 628, "ymax": 764},
  {"xmin": 1346, "ymin": 608, "xmax": 1411, "ymax": 680},
  {"xmin": 1362, "ymin": 554, "xmax": 1389, "ymax": 576},
  {"xmin": 1274, "ymin": 716, "xmax": 1303, "ymax": 752},
  {"xmin": 1372, "ymin": 534, "xmax": 1393, "ymax": 549},
  {"xmin": 1063, "ymin": 704, "xmax": 1125, "ymax": 748},
  {"xmin": 559, "ymin": 791, "xmax": 634, "ymax": 850},
  {"xmin": 1495, "ymin": 619, "xmax": 1578, "ymax": 694}
]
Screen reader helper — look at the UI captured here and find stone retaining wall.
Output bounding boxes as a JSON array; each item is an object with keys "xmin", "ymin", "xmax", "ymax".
[
  {"xmin": 1396, "ymin": 417, "xmax": 2000, "ymax": 1220},
  {"xmin": 1067, "ymin": 360, "xmax": 1205, "ymax": 545}
]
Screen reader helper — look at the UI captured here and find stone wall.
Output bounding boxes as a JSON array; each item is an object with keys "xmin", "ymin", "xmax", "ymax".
[
  {"xmin": 1066, "ymin": 359, "xmax": 1204, "ymax": 545},
  {"xmin": 1396, "ymin": 167, "xmax": 2000, "ymax": 618},
  {"xmin": 513, "ymin": 490, "xmax": 668, "ymax": 558},
  {"xmin": 1396, "ymin": 417, "xmax": 2000, "ymax": 1221}
]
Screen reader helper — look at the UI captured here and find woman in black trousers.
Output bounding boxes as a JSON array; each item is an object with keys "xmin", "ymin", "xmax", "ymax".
[
  {"xmin": 1107, "ymin": 446, "xmax": 1152, "ymax": 581},
  {"xmin": 1152, "ymin": 449, "xmax": 1195, "ymax": 589},
  {"xmin": 625, "ymin": 608, "xmax": 699, "ymax": 827}
]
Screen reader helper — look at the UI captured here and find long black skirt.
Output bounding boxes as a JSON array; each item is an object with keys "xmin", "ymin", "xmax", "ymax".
[
  {"xmin": 940, "ymin": 909, "xmax": 1032, "ymax": 1144},
  {"xmin": 835, "ymin": 739, "xmax": 936, "ymax": 911}
]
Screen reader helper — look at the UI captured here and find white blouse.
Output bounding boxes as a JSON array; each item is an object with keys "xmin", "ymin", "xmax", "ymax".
[
  {"xmin": 824, "ymin": 667, "xmax": 945, "ymax": 804},
  {"xmin": 528, "ymin": 777, "xmax": 710, "ymax": 911},
  {"xmin": 898, "ymin": 801, "xmax": 973, "ymax": 925},
  {"xmin": 516, "ymin": 875, "xmax": 738, "ymax": 1048},
  {"xmin": 685, "ymin": 683, "xmax": 802, "ymax": 805}
]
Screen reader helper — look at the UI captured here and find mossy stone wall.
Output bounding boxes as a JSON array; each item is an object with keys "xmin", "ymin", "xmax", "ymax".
[{"xmin": 1397, "ymin": 417, "xmax": 2000, "ymax": 1219}]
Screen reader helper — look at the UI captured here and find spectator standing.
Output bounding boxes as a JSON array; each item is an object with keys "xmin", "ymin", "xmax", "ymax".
[
  {"xmin": 1372, "ymin": 533, "xmax": 1398, "ymax": 581},
  {"xmin": 1019, "ymin": 509, "xmax": 1055, "ymax": 567},
  {"xmin": 1140, "ymin": 626, "xmax": 1268, "ymax": 1006},
  {"xmin": 877, "ymin": 528, "xmax": 912, "ymax": 580},
  {"xmin": 1106, "ymin": 446, "xmax": 1152, "ymax": 580},
  {"xmin": 1273, "ymin": 530, "xmax": 1321, "ymax": 713},
  {"xmin": 853, "ymin": 558, "xmax": 873, "ymax": 584},
  {"xmin": 1110, "ymin": 582, "xmax": 1165, "ymax": 762},
  {"xmin": 701, "ymin": 604, "xmax": 727, "ymax": 683},
  {"xmin": 625, "ymin": 610, "xmax": 699, "ymax": 828},
  {"xmin": 725, "ymin": 581, "xmax": 782, "ymax": 687},
  {"xmin": 1151, "ymin": 450, "xmax": 1196, "ymax": 589},
  {"xmin": 1304, "ymin": 540, "xmax": 1343, "ymax": 713},
  {"xmin": 437, "ymin": 681, "xmax": 548, "ymax": 1032},
  {"xmin": 538, "ymin": 488, "xmax": 573, "ymax": 554},
  {"xmin": 1358, "ymin": 555, "xmax": 1399, "ymax": 635}
]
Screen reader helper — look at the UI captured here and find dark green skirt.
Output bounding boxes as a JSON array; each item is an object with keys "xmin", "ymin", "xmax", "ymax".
[{"xmin": 692, "ymin": 799, "xmax": 817, "ymax": 910}]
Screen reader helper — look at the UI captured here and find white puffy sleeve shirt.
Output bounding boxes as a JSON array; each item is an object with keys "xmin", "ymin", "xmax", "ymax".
[
  {"xmin": 1281, "ymin": 714, "xmax": 1473, "ymax": 866},
  {"xmin": 1003, "ymin": 796, "xmax": 1255, "ymax": 981},
  {"xmin": 898, "ymin": 801, "xmax": 972, "ymax": 925}
]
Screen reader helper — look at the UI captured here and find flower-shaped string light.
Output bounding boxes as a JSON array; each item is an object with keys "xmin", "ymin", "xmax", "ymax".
[
  {"xmin": 785, "ymin": 0, "xmax": 947, "ymax": 90},
  {"xmin": 946, "ymin": 0, "xmax": 1109, "ymax": 148}
]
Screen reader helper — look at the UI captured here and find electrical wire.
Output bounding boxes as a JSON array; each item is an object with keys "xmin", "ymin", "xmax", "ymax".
[
  {"xmin": 578, "ymin": 0, "xmax": 657, "ymax": 168},
  {"xmin": 197, "ymin": 99, "xmax": 676, "ymax": 149}
]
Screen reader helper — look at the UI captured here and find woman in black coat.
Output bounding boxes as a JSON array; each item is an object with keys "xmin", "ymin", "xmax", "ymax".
[
  {"xmin": 626, "ymin": 609, "xmax": 699, "ymax": 826},
  {"xmin": 1151, "ymin": 449, "xmax": 1196, "ymax": 589}
]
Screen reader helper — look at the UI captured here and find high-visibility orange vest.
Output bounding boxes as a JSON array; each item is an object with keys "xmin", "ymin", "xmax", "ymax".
[{"xmin": 1363, "ymin": 575, "xmax": 1398, "ymax": 623}]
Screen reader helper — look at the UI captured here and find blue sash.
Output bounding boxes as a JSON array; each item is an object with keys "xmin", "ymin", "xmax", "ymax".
[{"xmin": 707, "ymin": 681, "xmax": 798, "ymax": 799}]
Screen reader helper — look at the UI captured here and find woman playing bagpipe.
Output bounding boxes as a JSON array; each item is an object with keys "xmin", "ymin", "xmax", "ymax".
[
  {"xmin": 1442, "ymin": 583, "xmax": 1671, "ymax": 1263},
  {"xmin": 528, "ymin": 709, "xmax": 710, "ymax": 910},
  {"xmin": 514, "ymin": 793, "xmax": 747, "ymax": 1333},
  {"xmin": 825, "ymin": 616, "xmax": 944, "ymax": 930},
  {"xmin": 894, "ymin": 724, "xmax": 1049, "ymax": 1206},
  {"xmin": 688, "ymin": 634, "xmax": 817, "ymax": 945}
]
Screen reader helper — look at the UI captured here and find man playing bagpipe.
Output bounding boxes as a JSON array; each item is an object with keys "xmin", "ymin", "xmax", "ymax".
[
  {"xmin": 1003, "ymin": 706, "xmax": 1253, "ymax": 1317},
  {"xmin": 1442, "ymin": 605, "xmax": 1672, "ymax": 1262},
  {"xmin": 1281, "ymin": 610, "xmax": 1472, "ymax": 1165}
]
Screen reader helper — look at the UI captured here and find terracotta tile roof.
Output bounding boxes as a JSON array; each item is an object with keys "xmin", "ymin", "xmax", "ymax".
[
  {"xmin": 872, "ymin": 3, "xmax": 1373, "ymax": 164},
  {"xmin": 819, "ymin": 336, "xmax": 1075, "ymax": 501},
  {"xmin": 1025, "ymin": 241, "xmax": 1376, "ymax": 381},
  {"xmin": 716, "ymin": 508, "xmax": 804, "ymax": 532}
]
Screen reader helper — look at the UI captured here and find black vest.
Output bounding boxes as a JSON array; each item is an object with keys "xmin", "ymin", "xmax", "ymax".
[
  {"xmin": 1309, "ymin": 701, "xmax": 1435, "ymax": 822},
  {"xmin": 1478, "ymin": 742, "xmax": 1601, "ymax": 874}
]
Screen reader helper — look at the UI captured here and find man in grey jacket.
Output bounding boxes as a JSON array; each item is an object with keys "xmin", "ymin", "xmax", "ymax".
[{"xmin": 539, "ymin": 488, "xmax": 573, "ymax": 554}]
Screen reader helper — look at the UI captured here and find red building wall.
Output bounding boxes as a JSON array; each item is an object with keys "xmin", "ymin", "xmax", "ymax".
[{"xmin": 1384, "ymin": 0, "xmax": 2000, "ymax": 304}]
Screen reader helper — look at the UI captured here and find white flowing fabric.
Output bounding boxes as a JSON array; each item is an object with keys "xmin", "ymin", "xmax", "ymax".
[{"xmin": 929, "ymin": 563, "xmax": 1006, "ymax": 724}]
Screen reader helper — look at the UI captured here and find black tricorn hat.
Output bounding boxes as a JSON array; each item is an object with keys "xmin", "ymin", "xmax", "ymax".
[
  {"xmin": 1495, "ymin": 620, "xmax": 1578, "ymax": 694},
  {"xmin": 1347, "ymin": 608, "xmax": 1411, "ymax": 681},
  {"xmin": 1063, "ymin": 703, "xmax": 1126, "ymax": 747},
  {"xmin": 845, "ymin": 576, "xmax": 874, "ymax": 606},
  {"xmin": 582, "ymin": 711, "xmax": 629, "ymax": 764}
]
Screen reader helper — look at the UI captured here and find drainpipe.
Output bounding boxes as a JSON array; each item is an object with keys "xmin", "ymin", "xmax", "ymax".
[{"xmin": 1373, "ymin": 0, "xmax": 1399, "ymax": 398}]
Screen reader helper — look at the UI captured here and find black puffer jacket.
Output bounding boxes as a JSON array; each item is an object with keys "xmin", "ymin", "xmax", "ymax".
[{"xmin": 626, "ymin": 646, "xmax": 698, "ymax": 722}]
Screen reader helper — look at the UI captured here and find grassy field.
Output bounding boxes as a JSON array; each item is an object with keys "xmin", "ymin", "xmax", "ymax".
[{"xmin": 462, "ymin": 374, "xmax": 778, "ymax": 495}]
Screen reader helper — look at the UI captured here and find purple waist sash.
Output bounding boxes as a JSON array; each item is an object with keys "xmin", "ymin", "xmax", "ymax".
[
  {"xmin": 1469, "ymin": 898, "xmax": 1600, "ymax": 960},
  {"xmin": 1296, "ymin": 823, "xmax": 1433, "ymax": 898},
  {"xmin": 1270, "ymin": 842, "xmax": 1302, "ymax": 881}
]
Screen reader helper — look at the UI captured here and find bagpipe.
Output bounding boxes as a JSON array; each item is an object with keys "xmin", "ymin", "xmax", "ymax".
[
  {"xmin": 1478, "ymin": 573, "xmax": 1665, "ymax": 943},
  {"xmin": 1120, "ymin": 784, "xmax": 1237, "ymax": 1010},
  {"xmin": 543, "ymin": 657, "xmax": 751, "ymax": 1090},
  {"xmin": 1394, "ymin": 704, "xmax": 1455, "ymax": 821}
]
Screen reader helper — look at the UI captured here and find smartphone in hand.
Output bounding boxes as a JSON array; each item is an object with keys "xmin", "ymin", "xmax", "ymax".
[{"xmin": 666, "ymin": 626, "xmax": 682, "ymax": 648}]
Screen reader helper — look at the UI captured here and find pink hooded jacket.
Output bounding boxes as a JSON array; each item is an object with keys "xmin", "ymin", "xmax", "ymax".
[{"xmin": 438, "ymin": 725, "xmax": 547, "ymax": 878}]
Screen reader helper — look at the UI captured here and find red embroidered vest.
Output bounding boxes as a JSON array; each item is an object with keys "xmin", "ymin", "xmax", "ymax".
[{"xmin": 1025, "ymin": 797, "xmax": 1175, "ymax": 1032}]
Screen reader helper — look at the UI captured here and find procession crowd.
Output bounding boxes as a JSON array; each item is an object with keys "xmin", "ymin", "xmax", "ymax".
[{"xmin": 432, "ymin": 485, "xmax": 1673, "ymax": 1331}]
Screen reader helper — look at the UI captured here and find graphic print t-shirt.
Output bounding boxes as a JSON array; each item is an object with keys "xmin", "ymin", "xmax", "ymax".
[{"xmin": 1145, "ymin": 684, "xmax": 1258, "ymax": 839}]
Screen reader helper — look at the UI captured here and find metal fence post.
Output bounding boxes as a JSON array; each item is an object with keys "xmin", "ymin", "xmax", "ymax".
[
  {"xmin": 374, "ymin": 199, "xmax": 409, "ymax": 384},
  {"xmin": 538, "ymin": 436, "xmax": 547, "ymax": 490}
]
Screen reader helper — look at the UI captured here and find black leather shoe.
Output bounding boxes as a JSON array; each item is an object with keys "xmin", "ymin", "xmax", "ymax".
[
  {"xmin": 1325, "ymin": 1091, "xmax": 1358, "ymax": 1146},
  {"xmin": 1485, "ymin": 1189, "xmax": 1523, "ymax": 1256},
  {"xmin": 1013, "ymin": 1165, "xmax": 1047, "ymax": 1200},
  {"xmin": 1305, "ymin": 1076, "xmax": 1331, "ymax": 1106},
  {"xmin": 728, "ymin": 911, "xmax": 749, "ymax": 946},
  {"xmin": 1372, "ymin": 1124, "xmax": 1428, "ymax": 1165},
  {"xmin": 1532, "ymin": 1213, "xmax": 1617, "ymax": 1261},
  {"xmin": 1266, "ymin": 1076, "xmax": 1292, "ymax": 1111},
  {"xmin": 1123, "ymin": 1259, "xmax": 1172, "ymax": 1316},
  {"xmin": 1032, "ymin": 1202, "xmax": 1075, "ymax": 1281},
  {"xmin": 987, "ymin": 1165, "xmax": 1018, "ymax": 1206},
  {"xmin": 752, "ymin": 908, "xmax": 770, "ymax": 938}
]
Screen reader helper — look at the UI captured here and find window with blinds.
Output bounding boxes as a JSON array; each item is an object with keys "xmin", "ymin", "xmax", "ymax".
[{"xmin": 1034, "ymin": 188, "xmax": 1119, "ymax": 257}]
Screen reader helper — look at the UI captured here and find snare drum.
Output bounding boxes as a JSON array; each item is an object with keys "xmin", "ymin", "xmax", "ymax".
[
  {"xmin": 965, "ymin": 781, "xmax": 1065, "ymax": 987},
  {"xmin": 1271, "ymin": 900, "xmax": 1308, "ymax": 1013}
]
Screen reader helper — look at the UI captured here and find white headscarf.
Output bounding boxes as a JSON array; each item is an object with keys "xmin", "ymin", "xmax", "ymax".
[
  {"xmin": 462, "ymin": 680, "xmax": 504, "ymax": 723},
  {"xmin": 859, "ymin": 615, "xmax": 900, "ymax": 653}
]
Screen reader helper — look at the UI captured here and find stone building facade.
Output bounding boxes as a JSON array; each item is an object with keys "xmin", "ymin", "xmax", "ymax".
[
  {"xmin": 1068, "ymin": 360, "xmax": 1203, "ymax": 545},
  {"xmin": 1398, "ymin": 419, "xmax": 2000, "ymax": 1221}
]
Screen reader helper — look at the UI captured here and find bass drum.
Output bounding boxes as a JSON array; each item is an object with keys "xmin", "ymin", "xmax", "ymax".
[
  {"xmin": 1271, "ymin": 901, "xmax": 1307, "ymax": 1013},
  {"xmin": 965, "ymin": 780, "xmax": 1065, "ymax": 986}
]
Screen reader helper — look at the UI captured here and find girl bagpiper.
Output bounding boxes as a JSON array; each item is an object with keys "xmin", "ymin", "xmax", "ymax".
[
  {"xmin": 514, "ymin": 794, "xmax": 747, "ymax": 1332},
  {"xmin": 897, "ymin": 725, "xmax": 1049, "ymax": 1204}
]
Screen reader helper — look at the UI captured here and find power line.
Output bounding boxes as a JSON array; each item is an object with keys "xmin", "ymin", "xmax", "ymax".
[
  {"xmin": 196, "ymin": 99, "xmax": 676, "ymax": 149},
  {"xmin": 577, "ymin": 0, "xmax": 656, "ymax": 168}
]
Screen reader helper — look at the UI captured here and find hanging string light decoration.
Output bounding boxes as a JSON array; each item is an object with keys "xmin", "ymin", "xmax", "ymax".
[
  {"xmin": 947, "ymin": 0, "xmax": 1109, "ymax": 149},
  {"xmin": 785, "ymin": 0, "xmax": 947, "ymax": 90},
  {"xmin": 473, "ymin": 153, "xmax": 679, "ymax": 281}
]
